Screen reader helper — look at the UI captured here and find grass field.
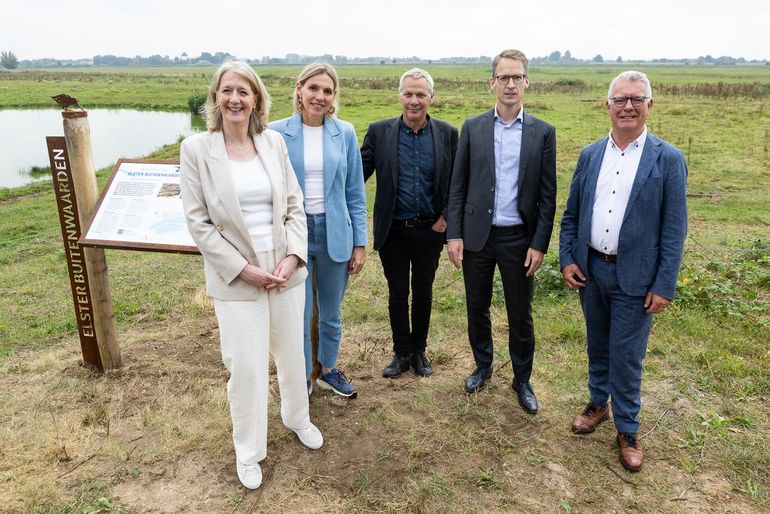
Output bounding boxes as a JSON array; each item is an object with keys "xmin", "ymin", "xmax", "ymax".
[{"xmin": 1, "ymin": 65, "xmax": 768, "ymax": 513}]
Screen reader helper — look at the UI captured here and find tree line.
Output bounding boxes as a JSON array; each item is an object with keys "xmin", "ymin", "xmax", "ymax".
[{"xmin": 3, "ymin": 50, "xmax": 767, "ymax": 69}]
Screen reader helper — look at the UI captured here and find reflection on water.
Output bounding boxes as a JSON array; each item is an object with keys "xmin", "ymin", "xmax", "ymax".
[{"xmin": 0, "ymin": 109, "xmax": 204, "ymax": 189}]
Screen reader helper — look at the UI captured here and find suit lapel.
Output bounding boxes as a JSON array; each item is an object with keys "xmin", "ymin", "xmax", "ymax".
[
  {"xmin": 517, "ymin": 111, "xmax": 532, "ymax": 188},
  {"xmin": 482, "ymin": 109, "xmax": 495, "ymax": 181},
  {"xmin": 623, "ymin": 133, "xmax": 662, "ymax": 223},
  {"xmin": 432, "ymin": 119, "xmax": 444, "ymax": 200},
  {"xmin": 254, "ymin": 133, "xmax": 284, "ymax": 234},
  {"xmin": 323, "ymin": 116, "xmax": 342, "ymax": 199},
  {"xmin": 387, "ymin": 118, "xmax": 400, "ymax": 190},
  {"xmin": 583, "ymin": 137, "xmax": 609, "ymax": 224},
  {"xmin": 280, "ymin": 114, "xmax": 305, "ymax": 192},
  {"xmin": 206, "ymin": 132, "xmax": 251, "ymax": 241}
]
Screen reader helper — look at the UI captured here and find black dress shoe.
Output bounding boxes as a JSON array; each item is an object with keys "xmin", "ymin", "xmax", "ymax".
[
  {"xmin": 382, "ymin": 354, "xmax": 411, "ymax": 378},
  {"xmin": 464, "ymin": 367, "xmax": 492, "ymax": 393},
  {"xmin": 512, "ymin": 379, "xmax": 538, "ymax": 414},
  {"xmin": 411, "ymin": 351, "xmax": 433, "ymax": 377}
]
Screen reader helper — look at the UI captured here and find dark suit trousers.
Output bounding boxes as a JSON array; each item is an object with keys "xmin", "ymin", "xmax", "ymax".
[
  {"xmin": 379, "ymin": 224, "xmax": 444, "ymax": 354},
  {"xmin": 462, "ymin": 225, "xmax": 535, "ymax": 381}
]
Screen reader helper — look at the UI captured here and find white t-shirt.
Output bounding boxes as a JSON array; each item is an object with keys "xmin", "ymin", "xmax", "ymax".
[
  {"xmin": 302, "ymin": 124, "xmax": 325, "ymax": 214},
  {"xmin": 229, "ymin": 156, "xmax": 274, "ymax": 252}
]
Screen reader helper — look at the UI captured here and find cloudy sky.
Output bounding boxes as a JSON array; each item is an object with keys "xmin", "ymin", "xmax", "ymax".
[{"xmin": 4, "ymin": 0, "xmax": 767, "ymax": 61}]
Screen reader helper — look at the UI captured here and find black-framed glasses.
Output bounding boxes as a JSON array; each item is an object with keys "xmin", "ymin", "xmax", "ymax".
[
  {"xmin": 609, "ymin": 96, "xmax": 650, "ymax": 108},
  {"xmin": 494, "ymin": 74, "xmax": 527, "ymax": 86}
]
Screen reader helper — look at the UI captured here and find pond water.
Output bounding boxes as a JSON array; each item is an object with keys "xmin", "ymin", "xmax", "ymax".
[{"xmin": 0, "ymin": 109, "xmax": 205, "ymax": 189}]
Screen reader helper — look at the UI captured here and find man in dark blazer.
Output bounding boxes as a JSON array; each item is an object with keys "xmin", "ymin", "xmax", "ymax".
[
  {"xmin": 361, "ymin": 68, "xmax": 458, "ymax": 378},
  {"xmin": 560, "ymin": 71, "xmax": 687, "ymax": 471},
  {"xmin": 446, "ymin": 49, "xmax": 556, "ymax": 413}
]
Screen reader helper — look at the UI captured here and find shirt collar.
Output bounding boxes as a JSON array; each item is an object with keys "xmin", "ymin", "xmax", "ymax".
[
  {"xmin": 608, "ymin": 126, "xmax": 647, "ymax": 152},
  {"xmin": 494, "ymin": 106, "xmax": 524, "ymax": 126},
  {"xmin": 400, "ymin": 113, "xmax": 432, "ymax": 134}
]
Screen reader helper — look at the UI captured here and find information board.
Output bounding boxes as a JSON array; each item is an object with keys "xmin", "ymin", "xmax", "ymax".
[{"xmin": 80, "ymin": 159, "xmax": 199, "ymax": 254}]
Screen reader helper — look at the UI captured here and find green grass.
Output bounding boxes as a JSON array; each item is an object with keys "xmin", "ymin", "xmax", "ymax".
[{"xmin": 1, "ymin": 65, "xmax": 768, "ymax": 513}]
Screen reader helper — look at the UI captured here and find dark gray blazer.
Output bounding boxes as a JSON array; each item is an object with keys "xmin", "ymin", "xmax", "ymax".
[
  {"xmin": 559, "ymin": 133, "xmax": 688, "ymax": 299},
  {"xmin": 361, "ymin": 116, "xmax": 459, "ymax": 251},
  {"xmin": 446, "ymin": 108, "xmax": 557, "ymax": 252}
]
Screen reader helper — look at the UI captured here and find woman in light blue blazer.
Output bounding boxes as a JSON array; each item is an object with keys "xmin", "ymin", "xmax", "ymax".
[{"xmin": 270, "ymin": 62, "xmax": 368, "ymax": 398}]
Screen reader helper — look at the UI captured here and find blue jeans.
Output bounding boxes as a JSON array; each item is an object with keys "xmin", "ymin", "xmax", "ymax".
[
  {"xmin": 579, "ymin": 252, "xmax": 653, "ymax": 433},
  {"xmin": 304, "ymin": 213, "xmax": 350, "ymax": 377}
]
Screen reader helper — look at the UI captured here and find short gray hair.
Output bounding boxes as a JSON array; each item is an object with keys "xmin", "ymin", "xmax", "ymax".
[
  {"xmin": 608, "ymin": 70, "xmax": 652, "ymax": 99},
  {"xmin": 399, "ymin": 68, "xmax": 434, "ymax": 95}
]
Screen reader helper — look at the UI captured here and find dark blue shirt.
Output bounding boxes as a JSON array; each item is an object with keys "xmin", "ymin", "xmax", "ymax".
[{"xmin": 395, "ymin": 117, "xmax": 436, "ymax": 220}]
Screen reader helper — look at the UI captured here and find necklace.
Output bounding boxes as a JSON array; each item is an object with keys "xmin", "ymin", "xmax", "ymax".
[{"xmin": 224, "ymin": 135, "xmax": 257, "ymax": 161}]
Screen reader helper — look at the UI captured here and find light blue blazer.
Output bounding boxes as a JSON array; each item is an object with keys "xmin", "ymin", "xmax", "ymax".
[
  {"xmin": 559, "ymin": 133, "xmax": 688, "ymax": 300},
  {"xmin": 269, "ymin": 113, "xmax": 368, "ymax": 263}
]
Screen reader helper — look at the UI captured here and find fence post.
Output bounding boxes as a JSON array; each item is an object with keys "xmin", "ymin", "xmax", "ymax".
[{"xmin": 61, "ymin": 111, "xmax": 122, "ymax": 370}]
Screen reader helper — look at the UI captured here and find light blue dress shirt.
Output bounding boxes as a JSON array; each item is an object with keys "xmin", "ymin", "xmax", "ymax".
[{"xmin": 492, "ymin": 107, "xmax": 524, "ymax": 226}]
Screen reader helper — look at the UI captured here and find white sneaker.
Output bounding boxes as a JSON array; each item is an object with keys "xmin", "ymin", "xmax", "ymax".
[
  {"xmin": 291, "ymin": 422, "xmax": 323, "ymax": 449},
  {"xmin": 236, "ymin": 460, "xmax": 262, "ymax": 489}
]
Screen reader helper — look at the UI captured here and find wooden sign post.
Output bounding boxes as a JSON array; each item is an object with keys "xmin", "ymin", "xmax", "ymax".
[{"xmin": 46, "ymin": 111, "xmax": 122, "ymax": 370}]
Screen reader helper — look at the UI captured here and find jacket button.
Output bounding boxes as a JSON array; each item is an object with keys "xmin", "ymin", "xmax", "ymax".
[
  {"xmin": 488, "ymin": 209, "xmax": 493, "ymax": 214},
  {"xmin": 216, "ymin": 224, "xmax": 223, "ymax": 231}
]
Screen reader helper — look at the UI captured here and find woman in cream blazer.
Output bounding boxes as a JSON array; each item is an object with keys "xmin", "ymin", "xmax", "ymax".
[{"xmin": 180, "ymin": 61, "xmax": 322, "ymax": 490}]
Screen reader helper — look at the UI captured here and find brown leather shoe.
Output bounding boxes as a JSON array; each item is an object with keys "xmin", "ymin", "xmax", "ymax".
[
  {"xmin": 617, "ymin": 432, "xmax": 643, "ymax": 471},
  {"xmin": 571, "ymin": 403, "xmax": 610, "ymax": 434}
]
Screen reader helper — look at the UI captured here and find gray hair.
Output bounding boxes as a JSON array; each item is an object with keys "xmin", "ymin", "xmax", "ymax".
[
  {"xmin": 608, "ymin": 70, "xmax": 653, "ymax": 99},
  {"xmin": 399, "ymin": 67, "xmax": 434, "ymax": 95},
  {"xmin": 205, "ymin": 60, "xmax": 271, "ymax": 136},
  {"xmin": 293, "ymin": 62, "xmax": 339, "ymax": 117}
]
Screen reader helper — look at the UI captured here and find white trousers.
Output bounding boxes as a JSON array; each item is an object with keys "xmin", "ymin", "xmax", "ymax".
[{"xmin": 214, "ymin": 269, "xmax": 310, "ymax": 465}]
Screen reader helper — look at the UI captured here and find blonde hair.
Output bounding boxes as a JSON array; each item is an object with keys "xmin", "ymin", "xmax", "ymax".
[
  {"xmin": 492, "ymin": 49, "xmax": 529, "ymax": 76},
  {"xmin": 292, "ymin": 62, "xmax": 339, "ymax": 117},
  {"xmin": 204, "ymin": 60, "xmax": 271, "ymax": 136}
]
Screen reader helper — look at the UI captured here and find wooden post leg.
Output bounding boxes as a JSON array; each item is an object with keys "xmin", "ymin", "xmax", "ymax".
[{"xmin": 62, "ymin": 111, "xmax": 122, "ymax": 370}]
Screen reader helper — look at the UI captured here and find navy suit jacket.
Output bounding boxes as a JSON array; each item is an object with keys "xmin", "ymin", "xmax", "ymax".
[
  {"xmin": 360, "ymin": 116, "xmax": 458, "ymax": 251},
  {"xmin": 559, "ymin": 132, "xmax": 688, "ymax": 299},
  {"xmin": 269, "ymin": 114, "xmax": 368, "ymax": 263},
  {"xmin": 446, "ymin": 108, "xmax": 557, "ymax": 252}
]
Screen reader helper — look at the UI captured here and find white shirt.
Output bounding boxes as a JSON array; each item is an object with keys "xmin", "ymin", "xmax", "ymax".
[
  {"xmin": 302, "ymin": 124, "xmax": 325, "ymax": 214},
  {"xmin": 229, "ymin": 157, "xmax": 274, "ymax": 252},
  {"xmin": 590, "ymin": 127, "xmax": 647, "ymax": 255}
]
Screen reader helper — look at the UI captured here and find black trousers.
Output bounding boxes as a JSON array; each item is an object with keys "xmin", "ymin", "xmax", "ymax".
[
  {"xmin": 462, "ymin": 225, "xmax": 535, "ymax": 382},
  {"xmin": 379, "ymin": 224, "xmax": 444, "ymax": 354}
]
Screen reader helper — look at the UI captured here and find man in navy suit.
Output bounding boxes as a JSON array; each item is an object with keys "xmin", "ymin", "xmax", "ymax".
[
  {"xmin": 559, "ymin": 71, "xmax": 688, "ymax": 471},
  {"xmin": 362, "ymin": 68, "xmax": 458, "ymax": 378},
  {"xmin": 446, "ymin": 49, "xmax": 557, "ymax": 413}
]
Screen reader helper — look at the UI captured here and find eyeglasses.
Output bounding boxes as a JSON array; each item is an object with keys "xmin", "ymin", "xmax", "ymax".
[
  {"xmin": 609, "ymin": 96, "xmax": 650, "ymax": 108},
  {"xmin": 494, "ymin": 74, "xmax": 527, "ymax": 86}
]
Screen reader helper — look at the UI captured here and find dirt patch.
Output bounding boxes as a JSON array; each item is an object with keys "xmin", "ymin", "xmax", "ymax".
[{"xmin": 1, "ymin": 314, "xmax": 767, "ymax": 513}]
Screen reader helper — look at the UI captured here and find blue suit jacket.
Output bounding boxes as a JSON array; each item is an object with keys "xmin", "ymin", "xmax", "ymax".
[
  {"xmin": 270, "ymin": 114, "xmax": 368, "ymax": 263},
  {"xmin": 559, "ymin": 133, "xmax": 688, "ymax": 299}
]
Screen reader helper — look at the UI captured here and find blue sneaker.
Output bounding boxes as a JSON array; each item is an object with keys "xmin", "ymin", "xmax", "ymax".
[{"xmin": 317, "ymin": 368, "xmax": 358, "ymax": 398}]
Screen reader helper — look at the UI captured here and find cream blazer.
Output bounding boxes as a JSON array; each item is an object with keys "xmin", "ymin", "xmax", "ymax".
[{"xmin": 180, "ymin": 129, "xmax": 308, "ymax": 300}]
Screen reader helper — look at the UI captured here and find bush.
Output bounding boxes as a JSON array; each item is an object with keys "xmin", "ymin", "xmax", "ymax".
[{"xmin": 187, "ymin": 92, "xmax": 207, "ymax": 114}]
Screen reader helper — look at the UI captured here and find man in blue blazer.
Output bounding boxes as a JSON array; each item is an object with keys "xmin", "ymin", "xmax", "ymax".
[
  {"xmin": 361, "ymin": 68, "xmax": 458, "ymax": 379},
  {"xmin": 447, "ymin": 49, "xmax": 557, "ymax": 413},
  {"xmin": 559, "ymin": 71, "xmax": 688, "ymax": 471}
]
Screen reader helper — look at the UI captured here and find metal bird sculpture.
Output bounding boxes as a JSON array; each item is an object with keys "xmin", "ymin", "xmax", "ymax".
[{"xmin": 51, "ymin": 94, "xmax": 84, "ymax": 111}]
